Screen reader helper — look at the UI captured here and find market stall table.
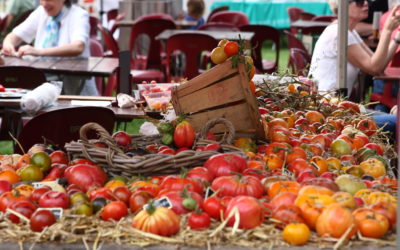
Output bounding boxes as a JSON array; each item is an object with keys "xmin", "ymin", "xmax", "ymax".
[
  {"xmin": 210, "ymin": 0, "xmax": 333, "ymax": 29},
  {"xmin": 116, "ymin": 19, "xmax": 198, "ymax": 29}
]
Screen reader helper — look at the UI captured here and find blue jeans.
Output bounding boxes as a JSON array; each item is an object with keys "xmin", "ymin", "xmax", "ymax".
[{"xmin": 372, "ymin": 114, "xmax": 397, "ymax": 136}]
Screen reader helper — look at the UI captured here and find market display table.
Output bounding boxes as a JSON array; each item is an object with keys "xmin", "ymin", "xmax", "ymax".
[
  {"xmin": 0, "ymin": 56, "xmax": 119, "ymax": 77},
  {"xmin": 116, "ymin": 19, "xmax": 198, "ymax": 29},
  {"xmin": 210, "ymin": 0, "xmax": 333, "ymax": 29}
]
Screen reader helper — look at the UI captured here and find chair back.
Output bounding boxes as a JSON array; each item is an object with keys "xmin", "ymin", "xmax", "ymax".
[
  {"xmin": 15, "ymin": 107, "xmax": 116, "ymax": 153},
  {"xmin": 206, "ymin": 5, "xmax": 230, "ymax": 23},
  {"xmin": 110, "ymin": 12, "xmax": 126, "ymax": 35},
  {"xmin": 287, "ymin": 7, "xmax": 304, "ymax": 34},
  {"xmin": 288, "ymin": 48, "xmax": 312, "ymax": 76},
  {"xmin": 89, "ymin": 38, "xmax": 105, "ymax": 95},
  {"xmin": 89, "ymin": 16, "xmax": 99, "ymax": 38},
  {"xmin": 207, "ymin": 11, "xmax": 249, "ymax": 27},
  {"xmin": 0, "ymin": 66, "xmax": 46, "ymax": 89},
  {"xmin": 299, "ymin": 12, "xmax": 315, "ymax": 20},
  {"xmin": 136, "ymin": 13, "xmax": 174, "ymax": 22},
  {"xmin": 312, "ymin": 15, "xmax": 337, "ymax": 22},
  {"xmin": 97, "ymin": 24, "xmax": 119, "ymax": 57},
  {"xmin": 284, "ymin": 30, "xmax": 308, "ymax": 52},
  {"xmin": 300, "ymin": 25, "xmax": 326, "ymax": 35},
  {"xmin": 198, "ymin": 22, "xmax": 239, "ymax": 31},
  {"xmin": 166, "ymin": 33, "xmax": 217, "ymax": 81},
  {"xmin": 129, "ymin": 17, "xmax": 176, "ymax": 70},
  {"xmin": 107, "ymin": 9, "xmax": 119, "ymax": 22},
  {"xmin": 240, "ymin": 24, "xmax": 280, "ymax": 74}
]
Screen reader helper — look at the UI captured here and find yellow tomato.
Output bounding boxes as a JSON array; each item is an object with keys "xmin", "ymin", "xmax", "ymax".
[{"xmin": 283, "ymin": 223, "xmax": 310, "ymax": 245}]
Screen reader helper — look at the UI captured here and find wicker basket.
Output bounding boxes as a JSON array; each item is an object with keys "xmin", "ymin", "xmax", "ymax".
[{"xmin": 65, "ymin": 118, "xmax": 244, "ymax": 178}]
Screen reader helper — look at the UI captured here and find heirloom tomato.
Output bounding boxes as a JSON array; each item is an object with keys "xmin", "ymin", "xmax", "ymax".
[
  {"xmin": 38, "ymin": 191, "xmax": 69, "ymax": 209},
  {"xmin": 224, "ymin": 196, "xmax": 264, "ymax": 229},
  {"xmin": 202, "ymin": 196, "xmax": 225, "ymax": 220},
  {"xmin": 370, "ymin": 201, "xmax": 397, "ymax": 230},
  {"xmin": 272, "ymin": 204, "xmax": 305, "ymax": 229},
  {"xmin": 174, "ymin": 120, "xmax": 195, "ymax": 148},
  {"xmin": 283, "ymin": 223, "xmax": 310, "ymax": 246},
  {"xmin": 132, "ymin": 204, "xmax": 180, "ymax": 236},
  {"xmin": 353, "ymin": 208, "xmax": 389, "ymax": 238},
  {"xmin": 158, "ymin": 190, "xmax": 203, "ymax": 215},
  {"xmin": 0, "ymin": 191, "xmax": 27, "ymax": 212},
  {"xmin": 204, "ymin": 153, "xmax": 247, "ymax": 179},
  {"xmin": 160, "ymin": 175, "xmax": 203, "ymax": 195},
  {"xmin": 211, "ymin": 175, "xmax": 263, "ymax": 198},
  {"xmin": 129, "ymin": 190, "xmax": 154, "ymax": 214},
  {"xmin": 64, "ymin": 163, "xmax": 107, "ymax": 192},
  {"xmin": 8, "ymin": 200, "xmax": 37, "ymax": 224}
]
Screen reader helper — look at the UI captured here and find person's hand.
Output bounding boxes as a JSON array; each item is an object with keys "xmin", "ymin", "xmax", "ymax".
[
  {"xmin": 383, "ymin": 5, "xmax": 400, "ymax": 32},
  {"xmin": 17, "ymin": 45, "xmax": 42, "ymax": 57},
  {"xmin": 1, "ymin": 42, "xmax": 17, "ymax": 56}
]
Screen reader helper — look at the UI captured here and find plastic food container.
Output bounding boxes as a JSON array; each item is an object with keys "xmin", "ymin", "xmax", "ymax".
[
  {"xmin": 137, "ymin": 83, "xmax": 179, "ymax": 100},
  {"xmin": 143, "ymin": 92, "xmax": 172, "ymax": 111}
]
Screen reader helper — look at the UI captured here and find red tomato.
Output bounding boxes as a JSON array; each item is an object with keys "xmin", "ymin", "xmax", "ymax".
[
  {"xmin": 64, "ymin": 163, "xmax": 107, "ymax": 192},
  {"xmin": 101, "ymin": 201, "xmax": 128, "ymax": 221},
  {"xmin": 157, "ymin": 190, "xmax": 203, "ymax": 215},
  {"xmin": 112, "ymin": 131, "xmax": 132, "ymax": 147},
  {"xmin": 129, "ymin": 190, "xmax": 154, "ymax": 214},
  {"xmin": 0, "ymin": 191, "xmax": 27, "ymax": 212},
  {"xmin": 204, "ymin": 144, "xmax": 221, "ymax": 152},
  {"xmin": 202, "ymin": 196, "xmax": 225, "ymax": 220},
  {"xmin": 188, "ymin": 211, "xmax": 211, "ymax": 230},
  {"xmin": 272, "ymin": 204, "xmax": 305, "ymax": 229},
  {"xmin": 42, "ymin": 164, "xmax": 66, "ymax": 181},
  {"xmin": 49, "ymin": 151, "xmax": 68, "ymax": 165},
  {"xmin": 38, "ymin": 191, "xmax": 69, "ymax": 209},
  {"xmin": 224, "ymin": 196, "xmax": 264, "ymax": 229},
  {"xmin": 30, "ymin": 209, "xmax": 56, "ymax": 232},
  {"xmin": 113, "ymin": 186, "xmax": 131, "ymax": 204},
  {"xmin": 174, "ymin": 120, "xmax": 195, "ymax": 148},
  {"xmin": 30, "ymin": 186, "xmax": 52, "ymax": 203},
  {"xmin": 158, "ymin": 148, "xmax": 176, "ymax": 155},
  {"xmin": 0, "ymin": 84, "xmax": 5, "ymax": 92},
  {"xmin": 160, "ymin": 175, "xmax": 204, "ymax": 195},
  {"xmin": 363, "ymin": 143, "xmax": 384, "ymax": 156},
  {"xmin": 204, "ymin": 153, "xmax": 247, "ymax": 179},
  {"xmin": 187, "ymin": 167, "xmax": 213, "ymax": 183},
  {"xmin": 9, "ymin": 200, "xmax": 37, "ymax": 224},
  {"xmin": 223, "ymin": 41, "xmax": 239, "ymax": 57},
  {"xmin": 211, "ymin": 175, "xmax": 264, "ymax": 198},
  {"xmin": 0, "ymin": 180, "xmax": 12, "ymax": 195},
  {"xmin": 88, "ymin": 187, "xmax": 117, "ymax": 201}
]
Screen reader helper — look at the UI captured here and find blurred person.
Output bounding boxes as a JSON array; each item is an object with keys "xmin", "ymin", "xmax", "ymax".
[
  {"xmin": 0, "ymin": 0, "xmax": 36, "ymax": 41},
  {"xmin": 309, "ymin": 0, "xmax": 400, "ymax": 136},
  {"xmin": 184, "ymin": 0, "xmax": 205, "ymax": 30},
  {"xmin": 1, "ymin": 0, "xmax": 98, "ymax": 96}
]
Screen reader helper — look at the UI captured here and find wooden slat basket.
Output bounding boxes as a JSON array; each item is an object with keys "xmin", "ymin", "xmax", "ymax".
[{"xmin": 171, "ymin": 58, "xmax": 265, "ymax": 139}]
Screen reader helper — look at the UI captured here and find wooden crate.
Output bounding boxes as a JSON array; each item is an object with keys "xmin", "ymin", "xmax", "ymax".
[{"xmin": 171, "ymin": 58, "xmax": 265, "ymax": 139}]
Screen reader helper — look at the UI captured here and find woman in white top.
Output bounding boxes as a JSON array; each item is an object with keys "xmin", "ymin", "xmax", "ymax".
[
  {"xmin": 1, "ymin": 0, "xmax": 98, "ymax": 96},
  {"xmin": 309, "ymin": 0, "xmax": 400, "ymax": 94}
]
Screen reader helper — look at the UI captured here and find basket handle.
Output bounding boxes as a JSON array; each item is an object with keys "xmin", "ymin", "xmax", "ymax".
[
  {"xmin": 197, "ymin": 118, "xmax": 235, "ymax": 145},
  {"xmin": 79, "ymin": 122, "xmax": 125, "ymax": 154}
]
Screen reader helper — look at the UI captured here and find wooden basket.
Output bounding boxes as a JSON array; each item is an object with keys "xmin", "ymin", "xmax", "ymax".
[
  {"xmin": 65, "ymin": 119, "xmax": 244, "ymax": 178},
  {"xmin": 171, "ymin": 58, "xmax": 265, "ymax": 139}
]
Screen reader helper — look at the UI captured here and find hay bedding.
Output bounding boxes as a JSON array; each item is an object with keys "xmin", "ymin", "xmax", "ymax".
[{"xmin": 0, "ymin": 211, "xmax": 395, "ymax": 250}]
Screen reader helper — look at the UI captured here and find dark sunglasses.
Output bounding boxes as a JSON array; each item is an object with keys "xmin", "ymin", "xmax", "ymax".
[{"xmin": 349, "ymin": 0, "xmax": 368, "ymax": 7}]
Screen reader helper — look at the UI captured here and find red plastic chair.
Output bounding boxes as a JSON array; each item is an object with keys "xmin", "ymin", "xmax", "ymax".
[
  {"xmin": 287, "ymin": 7, "xmax": 304, "ymax": 34},
  {"xmin": 110, "ymin": 12, "xmax": 126, "ymax": 36},
  {"xmin": 240, "ymin": 24, "xmax": 280, "ymax": 74},
  {"xmin": 15, "ymin": 107, "xmax": 116, "ymax": 153},
  {"xmin": 129, "ymin": 16, "xmax": 176, "ymax": 71},
  {"xmin": 107, "ymin": 9, "xmax": 119, "ymax": 22},
  {"xmin": 198, "ymin": 22, "xmax": 239, "ymax": 31},
  {"xmin": 288, "ymin": 48, "xmax": 312, "ymax": 76},
  {"xmin": 299, "ymin": 12, "xmax": 315, "ymax": 21},
  {"xmin": 89, "ymin": 16, "xmax": 99, "ymax": 38},
  {"xmin": 206, "ymin": 6, "xmax": 229, "ymax": 23},
  {"xmin": 284, "ymin": 30, "xmax": 308, "ymax": 53},
  {"xmin": 207, "ymin": 11, "xmax": 249, "ymax": 28},
  {"xmin": 97, "ymin": 24, "xmax": 119, "ymax": 57},
  {"xmin": 136, "ymin": 13, "xmax": 174, "ymax": 22},
  {"xmin": 312, "ymin": 15, "xmax": 337, "ymax": 22},
  {"xmin": 165, "ymin": 33, "xmax": 217, "ymax": 82},
  {"xmin": 89, "ymin": 38, "xmax": 105, "ymax": 95}
]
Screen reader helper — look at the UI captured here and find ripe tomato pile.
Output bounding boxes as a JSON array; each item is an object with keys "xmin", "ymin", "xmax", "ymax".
[{"xmin": 0, "ymin": 58, "xmax": 397, "ymax": 247}]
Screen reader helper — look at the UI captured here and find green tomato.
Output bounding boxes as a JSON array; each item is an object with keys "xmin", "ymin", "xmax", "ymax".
[
  {"xmin": 182, "ymin": 197, "xmax": 197, "ymax": 211},
  {"xmin": 70, "ymin": 192, "xmax": 89, "ymax": 206},
  {"xmin": 161, "ymin": 133, "xmax": 174, "ymax": 145},
  {"xmin": 30, "ymin": 151, "xmax": 52, "ymax": 173},
  {"xmin": 74, "ymin": 201, "xmax": 93, "ymax": 216},
  {"xmin": 157, "ymin": 122, "xmax": 174, "ymax": 134},
  {"xmin": 17, "ymin": 164, "xmax": 43, "ymax": 181}
]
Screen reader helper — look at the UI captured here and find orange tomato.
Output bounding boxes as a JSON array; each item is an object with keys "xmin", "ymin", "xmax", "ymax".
[
  {"xmin": 298, "ymin": 185, "xmax": 334, "ymax": 196},
  {"xmin": 353, "ymin": 208, "xmax": 389, "ymax": 238},
  {"xmin": 326, "ymin": 157, "xmax": 341, "ymax": 170},
  {"xmin": 332, "ymin": 191, "xmax": 357, "ymax": 210},
  {"xmin": 0, "ymin": 169, "xmax": 20, "ymax": 184},
  {"xmin": 249, "ymin": 80, "xmax": 256, "ymax": 95},
  {"xmin": 359, "ymin": 158, "xmax": 386, "ymax": 178},
  {"xmin": 309, "ymin": 156, "xmax": 328, "ymax": 175},
  {"xmin": 223, "ymin": 41, "xmax": 239, "ymax": 57},
  {"xmin": 247, "ymin": 160, "xmax": 265, "ymax": 170},
  {"xmin": 268, "ymin": 181, "xmax": 301, "ymax": 199},
  {"xmin": 283, "ymin": 223, "xmax": 310, "ymax": 245},
  {"xmin": 305, "ymin": 110, "xmax": 325, "ymax": 124},
  {"xmin": 104, "ymin": 180, "xmax": 126, "ymax": 191},
  {"xmin": 210, "ymin": 47, "xmax": 228, "ymax": 64},
  {"xmin": 264, "ymin": 154, "xmax": 283, "ymax": 170},
  {"xmin": 316, "ymin": 203, "xmax": 357, "ymax": 239},
  {"xmin": 14, "ymin": 184, "xmax": 34, "ymax": 198}
]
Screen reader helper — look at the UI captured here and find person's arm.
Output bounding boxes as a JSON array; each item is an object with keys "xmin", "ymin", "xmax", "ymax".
[
  {"xmin": 1, "ymin": 32, "xmax": 22, "ymax": 55},
  {"xmin": 355, "ymin": 22, "xmax": 372, "ymax": 36},
  {"xmin": 348, "ymin": 5, "xmax": 400, "ymax": 75},
  {"xmin": 3, "ymin": 14, "xmax": 14, "ymax": 31},
  {"xmin": 17, "ymin": 40, "xmax": 85, "ymax": 57}
]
